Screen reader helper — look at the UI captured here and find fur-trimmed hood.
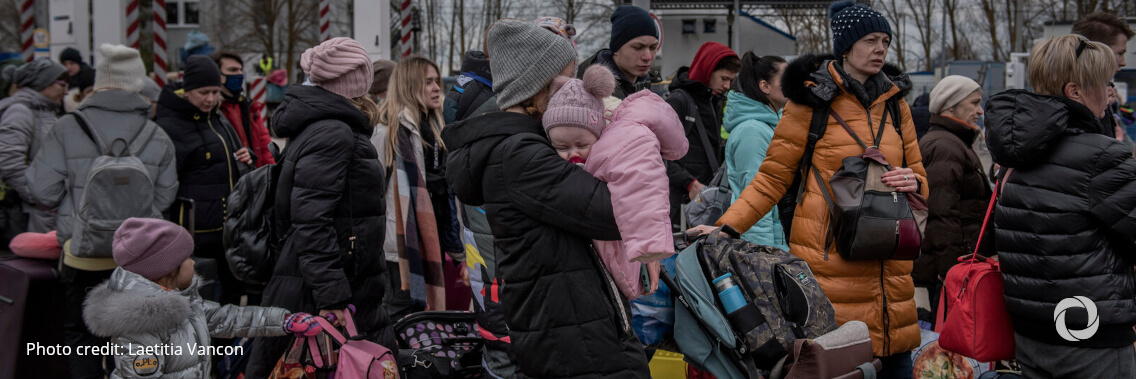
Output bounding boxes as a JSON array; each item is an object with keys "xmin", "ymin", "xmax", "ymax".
[
  {"xmin": 782, "ymin": 53, "xmax": 912, "ymax": 109},
  {"xmin": 83, "ymin": 268, "xmax": 198, "ymax": 337}
]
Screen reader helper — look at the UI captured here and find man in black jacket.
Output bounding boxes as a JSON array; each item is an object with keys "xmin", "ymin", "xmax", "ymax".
[
  {"xmin": 665, "ymin": 42, "xmax": 739, "ymax": 230},
  {"xmin": 578, "ymin": 5, "xmax": 659, "ymax": 99},
  {"xmin": 985, "ymin": 35, "xmax": 1136, "ymax": 378}
]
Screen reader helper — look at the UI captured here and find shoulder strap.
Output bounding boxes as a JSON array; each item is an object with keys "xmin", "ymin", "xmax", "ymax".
[
  {"xmin": 70, "ymin": 111, "xmax": 108, "ymax": 153},
  {"xmin": 971, "ymin": 168, "xmax": 1011, "ymax": 260},
  {"xmin": 674, "ymin": 89, "xmax": 719, "ymax": 169},
  {"xmin": 238, "ymin": 100, "xmax": 255, "ymax": 149},
  {"xmin": 126, "ymin": 121, "xmax": 157, "ymax": 157},
  {"xmin": 795, "ymin": 105, "xmax": 830, "ymax": 204}
]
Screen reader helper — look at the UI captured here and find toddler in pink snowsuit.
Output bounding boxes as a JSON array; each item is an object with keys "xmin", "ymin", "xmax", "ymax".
[{"xmin": 543, "ymin": 65, "xmax": 688, "ymax": 300}]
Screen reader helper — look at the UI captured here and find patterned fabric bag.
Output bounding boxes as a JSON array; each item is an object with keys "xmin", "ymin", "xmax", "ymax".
[
  {"xmin": 700, "ymin": 226, "xmax": 837, "ymax": 369},
  {"xmin": 394, "ymin": 311, "xmax": 483, "ymax": 378}
]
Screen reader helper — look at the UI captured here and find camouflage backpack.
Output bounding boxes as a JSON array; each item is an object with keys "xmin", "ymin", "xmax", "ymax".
[{"xmin": 700, "ymin": 226, "xmax": 837, "ymax": 369}]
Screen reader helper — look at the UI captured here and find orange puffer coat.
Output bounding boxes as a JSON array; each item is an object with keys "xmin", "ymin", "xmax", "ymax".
[{"xmin": 717, "ymin": 54, "xmax": 928, "ymax": 357}]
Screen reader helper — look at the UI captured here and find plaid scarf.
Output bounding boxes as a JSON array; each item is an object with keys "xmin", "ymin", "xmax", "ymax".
[{"xmin": 392, "ymin": 115, "xmax": 446, "ymax": 310}]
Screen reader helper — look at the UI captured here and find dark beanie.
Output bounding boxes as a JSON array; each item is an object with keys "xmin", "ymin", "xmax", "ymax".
[
  {"xmin": 829, "ymin": 0, "xmax": 892, "ymax": 57},
  {"xmin": 74, "ymin": 68, "xmax": 96, "ymax": 92},
  {"xmin": 182, "ymin": 55, "xmax": 221, "ymax": 91},
  {"xmin": 609, "ymin": 5, "xmax": 658, "ymax": 52},
  {"xmin": 60, "ymin": 47, "xmax": 83, "ymax": 65}
]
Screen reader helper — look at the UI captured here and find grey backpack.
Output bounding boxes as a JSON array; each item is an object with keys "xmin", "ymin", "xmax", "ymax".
[{"xmin": 69, "ymin": 111, "xmax": 159, "ymax": 258}]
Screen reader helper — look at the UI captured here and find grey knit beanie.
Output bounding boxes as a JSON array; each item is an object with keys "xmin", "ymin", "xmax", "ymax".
[
  {"xmin": 93, "ymin": 44, "xmax": 147, "ymax": 93},
  {"xmin": 487, "ymin": 19, "xmax": 578, "ymax": 110},
  {"xmin": 1, "ymin": 58, "xmax": 66, "ymax": 91}
]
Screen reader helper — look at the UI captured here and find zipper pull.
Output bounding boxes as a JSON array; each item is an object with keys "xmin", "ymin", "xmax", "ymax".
[
  {"xmin": 895, "ymin": 221, "xmax": 900, "ymax": 235},
  {"xmin": 349, "ymin": 236, "xmax": 356, "ymax": 255},
  {"xmin": 892, "ymin": 192, "xmax": 898, "ymax": 202}
]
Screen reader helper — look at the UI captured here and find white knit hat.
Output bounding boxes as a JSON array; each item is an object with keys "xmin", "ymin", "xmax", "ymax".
[
  {"xmin": 930, "ymin": 75, "xmax": 982, "ymax": 114},
  {"xmin": 93, "ymin": 44, "xmax": 147, "ymax": 93}
]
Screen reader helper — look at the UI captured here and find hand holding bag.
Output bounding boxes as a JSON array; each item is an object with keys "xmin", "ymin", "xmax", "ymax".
[
  {"xmin": 814, "ymin": 107, "xmax": 927, "ymax": 261},
  {"xmin": 312, "ymin": 309, "xmax": 400, "ymax": 379},
  {"xmin": 935, "ymin": 169, "xmax": 1015, "ymax": 362}
]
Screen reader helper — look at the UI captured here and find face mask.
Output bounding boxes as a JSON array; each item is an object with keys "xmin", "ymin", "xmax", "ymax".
[{"xmin": 224, "ymin": 74, "xmax": 244, "ymax": 95}]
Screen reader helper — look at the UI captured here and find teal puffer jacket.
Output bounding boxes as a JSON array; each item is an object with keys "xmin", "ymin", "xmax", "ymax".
[{"xmin": 722, "ymin": 90, "xmax": 788, "ymax": 251}]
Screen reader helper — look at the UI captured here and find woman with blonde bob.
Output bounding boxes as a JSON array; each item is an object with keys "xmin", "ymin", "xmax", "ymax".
[
  {"xmin": 372, "ymin": 55, "xmax": 462, "ymax": 318},
  {"xmin": 985, "ymin": 34, "xmax": 1136, "ymax": 378}
]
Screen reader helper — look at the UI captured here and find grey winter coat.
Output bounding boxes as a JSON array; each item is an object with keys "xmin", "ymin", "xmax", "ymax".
[
  {"xmin": 84, "ymin": 268, "xmax": 291, "ymax": 379},
  {"xmin": 0, "ymin": 88, "xmax": 62, "ymax": 232},
  {"xmin": 26, "ymin": 90, "xmax": 179, "ymax": 248}
]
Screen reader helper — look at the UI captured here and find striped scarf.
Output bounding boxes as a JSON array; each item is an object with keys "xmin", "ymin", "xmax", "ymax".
[{"xmin": 392, "ymin": 124, "xmax": 446, "ymax": 310}]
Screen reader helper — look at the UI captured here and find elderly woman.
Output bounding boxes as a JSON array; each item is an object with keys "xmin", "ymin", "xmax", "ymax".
[
  {"xmin": 693, "ymin": 2, "xmax": 927, "ymax": 377},
  {"xmin": 985, "ymin": 34, "xmax": 1136, "ymax": 378},
  {"xmin": 912, "ymin": 75, "xmax": 989, "ymax": 307}
]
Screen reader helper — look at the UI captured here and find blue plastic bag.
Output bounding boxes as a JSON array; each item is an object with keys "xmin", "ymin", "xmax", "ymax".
[{"xmin": 631, "ymin": 255, "xmax": 677, "ymax": 346}]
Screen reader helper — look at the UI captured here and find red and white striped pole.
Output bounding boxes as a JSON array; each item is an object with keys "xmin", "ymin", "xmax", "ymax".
[
  {"xmin": 126, "ymin": 0, "xmax": 140, "ymax": 49},
  {"xmin": 250, "ymin": 76, "xmax": 267, "ymax": 120},
  {"xmin": 20, "ymin": 0, "xmax": 34, "ymax": 61},
  {"xmin": 152, "ymin": 0, "xmax": 168, "ymax": 87},
  {"xmin": 399, "ymin": 0, "xmax": 413, "ymax": 58},
  {"xmin": 319, "ymin": 0, "xmax": 331, "ymax": 41}
]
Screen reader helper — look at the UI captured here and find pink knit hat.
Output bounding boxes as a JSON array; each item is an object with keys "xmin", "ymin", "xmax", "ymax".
[
  {"xmin": 301, "ymin": 37, "xmax": 374, "ymax": 99},
  {"xmin": 113, "ymin": 218, "xmax": 194, "ymax": 281},
  {"xmin": 543, "ymin": 65, "xmax": 616, "ymax": 138}
]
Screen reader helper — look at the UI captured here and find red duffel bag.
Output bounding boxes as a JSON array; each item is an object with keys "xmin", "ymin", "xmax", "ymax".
[{"xmin": 934, "ymin": 169, "xmax": 1016, "ymax": 362}]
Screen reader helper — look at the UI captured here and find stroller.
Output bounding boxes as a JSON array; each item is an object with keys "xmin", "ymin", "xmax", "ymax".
[{"xmin": 662, "ymin": 228, "xmax": 882, "ymax": 379}]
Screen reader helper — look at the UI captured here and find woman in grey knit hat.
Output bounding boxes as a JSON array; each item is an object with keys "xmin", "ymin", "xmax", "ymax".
[
  {"xmin": 442, "ymin": 19, "xmax": 651, "ymax": 379},
  {"xmin": 0, "ymin": 58, "xmax": 69, "ymax": 235}
]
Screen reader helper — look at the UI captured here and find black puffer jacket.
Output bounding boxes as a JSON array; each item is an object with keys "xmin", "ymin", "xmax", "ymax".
[
  {"xmin": 443, "ymin": 111, "xmax": 650, "ymax": 379},
  {"xmin": 155, "ymin": 84, "xmax": 246, "ymax": 232},
  {"xmin": 246, "ymin": 85, "xmax": 395, "ymax": 377},
  {"xmin": 913, "ymin": 115, "xmax": 991, "ymax": 286},
  {"xmin": 666, "ymin": 66, "xmax": 724, "ymax": 190},
  {"xmin": 986, "ymin": 90, "xmax": 1136, "ymax": 348}
]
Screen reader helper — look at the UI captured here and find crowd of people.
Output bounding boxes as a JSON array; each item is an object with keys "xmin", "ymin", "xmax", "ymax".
[{"xmin": 2, "ymin": 1, "xmax": 1136, "ymax": 378}]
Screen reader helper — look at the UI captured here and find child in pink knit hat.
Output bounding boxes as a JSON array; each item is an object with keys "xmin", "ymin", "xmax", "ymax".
[{"xmin": 543, "ymin": 65, "xmax": 688, "ymax": 300}]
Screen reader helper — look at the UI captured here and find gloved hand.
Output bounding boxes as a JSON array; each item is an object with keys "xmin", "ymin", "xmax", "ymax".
[{"xmin": 283, "ymin": 312, "xmax": 323, "ymax": 337}]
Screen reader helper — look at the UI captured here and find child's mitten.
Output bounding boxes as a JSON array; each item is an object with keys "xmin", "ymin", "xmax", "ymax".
[{"xmin": 283, "ymin": 312, "xmax": 323, "ymax": 337}]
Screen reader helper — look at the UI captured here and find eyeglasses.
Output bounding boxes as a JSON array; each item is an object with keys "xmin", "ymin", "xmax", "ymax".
[{"xmin": 1075, "ymin": 39, "xmax": 1089, "ymax": 59}]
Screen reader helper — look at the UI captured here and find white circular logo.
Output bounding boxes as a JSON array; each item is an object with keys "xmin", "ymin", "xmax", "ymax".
[{"xmin": 1053, "ymin": 296, "xmax": 1100, "ymax": 342}]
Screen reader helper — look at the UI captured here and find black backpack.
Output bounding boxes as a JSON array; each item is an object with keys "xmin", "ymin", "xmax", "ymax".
[{"xmin": 223, "ymin": 163, "xmax": 282, "ymax": 285}]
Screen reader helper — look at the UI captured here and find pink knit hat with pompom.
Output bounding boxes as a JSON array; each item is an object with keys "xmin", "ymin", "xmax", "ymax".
[
  {"xmin": 301, "ymin": 37, "xmax": 374, "ymax": 99},
  {"xmin": 543, "ymin": 65, "xmax": 616, "ymax": 138}
]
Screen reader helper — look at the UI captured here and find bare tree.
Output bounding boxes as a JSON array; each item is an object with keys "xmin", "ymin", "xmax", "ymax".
[
  {"xmin": 224, "ymin": 0, "xmax": 319, "ymax": 82},
  {"xmin": 0, "ymin": 0, "xmax": 21, "ymax": 52},
  {"xmin": 944, "ymin": 0, "xmax": 965, "ymax": 60},
  {"xmin": 904, "ymin": 0, "xmax": 935, "ymax": 70},
  {"xmin": 874, "ymin": 0, "xmax": 910, "ymax": 70},
  {"xmin": 770, "ymin": 6, "xmax": 832, "ymax": 55}
]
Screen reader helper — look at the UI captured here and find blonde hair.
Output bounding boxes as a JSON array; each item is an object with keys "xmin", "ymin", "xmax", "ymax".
[
  {"xmin": 377, "ymin": 55, "xmax": 445, "ymax": 165},
  {"xmin": 1028, "ymin": 35, "xmax": 1116, "ymax": 97},
  {"xmin": 350, "ymin": 96, "xmax": 381, "ymax": 126}
]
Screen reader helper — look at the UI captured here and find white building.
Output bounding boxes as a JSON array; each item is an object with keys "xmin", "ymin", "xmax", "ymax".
[{"xmin": 653, "ymin": 8, "xmax": 796, "ymax": 78}]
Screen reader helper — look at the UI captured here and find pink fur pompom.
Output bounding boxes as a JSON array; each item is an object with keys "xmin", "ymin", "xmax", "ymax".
[
  {"xmin": 549, "ymin": 75, "xmax": 572, "ymax": 97},
  {"xmin": 582, "ymin": 65, "xmax": 616, "ymax": 99}
]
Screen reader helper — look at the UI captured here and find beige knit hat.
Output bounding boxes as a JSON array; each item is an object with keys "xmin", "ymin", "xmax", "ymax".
[
  {"xmin": 301, "ymin": 37, "xmax": 374, "ymax": 99},
  {"xmin": 930, "ymin": 75, "xmax": 982, "ymax": 114},
  {"xmin": 93, "ymin": 44, "xmax": 147, "ymax": 93}
]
